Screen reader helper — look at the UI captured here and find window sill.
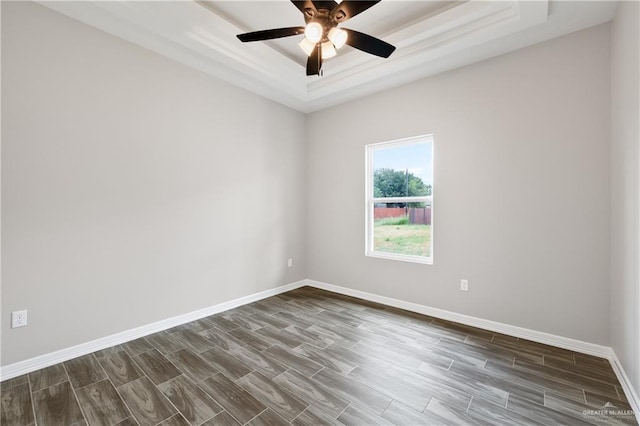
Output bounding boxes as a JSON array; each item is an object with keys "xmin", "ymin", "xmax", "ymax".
[{"xmin": 366, "ymin": 251, "xmax": 433, "ymax": 265}]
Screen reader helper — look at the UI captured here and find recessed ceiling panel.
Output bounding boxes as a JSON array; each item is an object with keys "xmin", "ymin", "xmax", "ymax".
[{"xmin": 37, "ymin": 1, "xmax": 618, "ymax": 112}]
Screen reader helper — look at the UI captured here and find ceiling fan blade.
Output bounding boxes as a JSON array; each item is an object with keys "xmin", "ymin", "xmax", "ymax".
[
  {"xmin": 237, "ymin": 27, "xmax": 305, "ymax": 42},
  {"xmin": 291, "ymin": 0, "xmax": 317, "ymax": 18},
  {"xmin": 331, "ymin": 1, "xmax": 380, "ymax": 22},
  {"xmin": 306, "ymin": 43, "xmax": 323, "ymax": 76},
  {"xmin": 343, "ymin": 28, "xmax": 395, "ymax": 58},
  {"xmin": 312, "ymin": 1, "xmax": 339, "ymax": 11}
]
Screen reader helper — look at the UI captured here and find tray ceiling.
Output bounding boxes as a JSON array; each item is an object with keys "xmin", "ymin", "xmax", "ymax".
[{"xmin": 37, "ymin": 1, "xmax": 618, "ymax": 113}]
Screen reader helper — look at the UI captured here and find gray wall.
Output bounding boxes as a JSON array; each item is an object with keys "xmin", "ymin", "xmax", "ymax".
[
  {"xmin": 610, "ymin": 0, "xmax": 640, "ymax": 396},
  {"xmin": 307, "ymin": 25, "xmax": 612, "ymax": 344},
  {"xmin": 1, "ymin": 2, "xmax": 307, "ymax": 365}
]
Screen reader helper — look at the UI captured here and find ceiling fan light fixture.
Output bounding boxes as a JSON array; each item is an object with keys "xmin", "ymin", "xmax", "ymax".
[
  {"xmin": 298, "ymin": 38, "xmax": 316, "ymax": 56},
  {"xmin": 304, "ymin": 22, "xmax": 323, "ymax": 44},
  {"xmin": 321, "ymin": 41, "xmax": 337, "ymax": 58},
  {"xmin": 328, "ymin": 27, "xmax": 347, "ymax": 49}
]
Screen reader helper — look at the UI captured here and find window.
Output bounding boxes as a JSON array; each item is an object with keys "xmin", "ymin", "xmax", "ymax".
[{"xmin": 365, "ymin": 135, "xmax": 433, "ymax": 264}]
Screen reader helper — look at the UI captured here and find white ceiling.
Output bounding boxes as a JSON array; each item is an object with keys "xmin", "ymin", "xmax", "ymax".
[{"xmin": 38, "ymin": 1, "xmax": 618, "ymax": 113}]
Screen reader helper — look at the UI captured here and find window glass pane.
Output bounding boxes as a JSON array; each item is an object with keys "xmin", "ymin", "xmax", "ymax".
[
  {"xmin": 372, "ymin": 141, "xmax": 432, "ymax": 197},
  {"xmin": 373, "ymin": 201, "xmax": 432, "ymax": 257}
]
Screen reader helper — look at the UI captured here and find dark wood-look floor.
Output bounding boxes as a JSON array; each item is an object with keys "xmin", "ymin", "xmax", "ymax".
[{"xmin": 1, "ymin": 287, "xmax": 637, "ymax": 426}]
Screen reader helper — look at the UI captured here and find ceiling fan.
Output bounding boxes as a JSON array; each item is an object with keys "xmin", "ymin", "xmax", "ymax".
[{"xmin": 236, "ymin": 1, "xmax": 396, "ymax": 76}]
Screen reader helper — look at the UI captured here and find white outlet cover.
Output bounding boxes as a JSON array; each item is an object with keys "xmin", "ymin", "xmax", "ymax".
[
  {"xmin": 11, "ymin": 310, "xmax": 28, "ymax": 328},
  {"xmin": 460, "ymin": 280, "xmax": 469, "ymax": 292},
  {"xmin": 288, "ymin": 258, "xmax": 293, "ymax": 267}
]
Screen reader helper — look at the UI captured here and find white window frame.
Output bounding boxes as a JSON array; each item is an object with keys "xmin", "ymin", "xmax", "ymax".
[{"xmin": 365, "ymin": 134, "xmax": 434, "ymax": 265}]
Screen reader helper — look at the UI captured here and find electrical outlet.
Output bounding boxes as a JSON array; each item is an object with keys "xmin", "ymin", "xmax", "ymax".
[
  {"xmin": 287, "ymin": 258, "xmax": 293, "ymax": 268},
  {"xmin": 11, "ymin": 310, "xmax": 28, "ymax": 328},
  {"xmin": 460, "ymin": 280, "xmax": 469, "ymax": 292}
]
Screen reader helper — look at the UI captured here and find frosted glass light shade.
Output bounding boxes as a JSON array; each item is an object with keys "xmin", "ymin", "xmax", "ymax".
[
  {"xmin": 328, "ymin": 27, "xmax": 347, "ymax": 49},
  {"xmin": 298, "ymin": 38, "xmax": 316, "ymax": 56},
  {"xmin": 304, "ymin": 22, "xmax": 323, "ymax": 43},
  {"xmin": 321, "ymin": 41, "xmax": 337, "ymax": 58}
]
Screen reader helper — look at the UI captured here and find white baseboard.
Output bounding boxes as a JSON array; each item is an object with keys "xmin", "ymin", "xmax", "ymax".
[
  {"xmin": 609, "ymin": 351, "xmax": 640, "ymax": 416},
  {"xmin": 305, "ymin": 279, "xmax": 612, "ymax": 358},
  {"xmin": 0, "ymin": 280, "xmax": 306, "ymax": 381}
]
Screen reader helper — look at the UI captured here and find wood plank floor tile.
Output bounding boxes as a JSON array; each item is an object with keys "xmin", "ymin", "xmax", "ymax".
[
  {"xmin": 236, "ymin": 371, "xmax": 308, "ymax": 422},
  {"xmin": 312, "ymin": 367, "xmax": 392, "ymax": 415},
  {"xmin": 200, "ymin": 330, "xmax": 286, "ymax": 379},
  {"xmin": 350, "ymin": 340, "xmax": 426, "ymax": 370},
  {"xmin": 222, "ymin": 343, "xmax": 287, "ymax": 379},
  {"xmin": 467, "ymin": 397, "xmax": 545, "ymax": 426},
  {"xmin": 94, "ymin": 345, "xmax": 125, "ymax": 357},
  {"xmin": 226, "ymin": 327, "xmax": 273, "ymax": 352},
  {"xmin": 387, "ymin": 365, "xmax": 473, "ymax": 412},
  {"xmin": 201, "ymin": 410, "xmax": 241, "ymax": 426},
  {"xmin": 484, "ymin": 358, "xmax": 586, "ymax": 403},
  {"xmin": 198, "ymin": 374, "xmax": 266, "ymax": 424},
  {"xmin": 118, "ymin": 377, "xmax": 177, "ymax": 426},
  {"xmin": 199, "ymin": 347, "xmax": 252, "ymax": 380},
  {"xmin": 0, "ymin": 382, "xmax": 34, "ymax": 426},
  {"xmin": 158, "ymin": 375, "xmax": 222, "ymax": 425},
  {"xmin": 291, "ymin": 404, "xmax": 342, "ymax": 426},
  {"xmin": 189, "ymin": 315, "xmax": 219, "ymax": 333},
  {"xmin": 166, "ymin": 349, "xmax": 218, "ymax": 383},
  {"xmin": 29, "ymin": 364, "xmax": 68, "ymax": 392},
  {"xmin": 575, "ymin": 353, "xmax": 612, "ymax": 368},
  {"xmin": 273, "ymin": 369, "xmax": 349, "ymax": 417},
  {"xmin": 255, "ymin": 325, "xmax": 305, "ymax": 349},
  {"xmin": 32, "ymin": 381, "xmax": 84, "ymax": 425},
  {"xmin": 313, "ymin": 309, "xmax": 363, "ymax": 328},
  {"xmin": 198, "ymin": 328, "xmax": 236, "ymax": 350},
  {"xmin": 64, "ymin": 354, "xmax": 107, "ymax": 389},
  {"xmin": 505, "ymin": 393, "xmax": 592, "ymax": 426},
  {"xmin": 543, "ymin": 355, "xmax": 619, "ymax": 385},
  {"xmin": 250, "ymin": 312, "xmax": 290, "ymax": 329},
  {"xmin": 293, "ymin": 343, "xmax": 356, "ymax": 375},
  {"xmin": 417, "ymin": 360, "xmax": 509, "ymax": 408},
  {"xmin": 113, "ymin": 417, "xmax": 139, "ymax": 426},
  {"xmin": 585, "ymin": 390, "xmax": 633, "ymax": 410},
  {"xmin": 285, "ymin": 325, "xmax": 335, "ymax": 348},
  {"xmin": 381, "ymin": 400, "xmax": 450, "ymax": 426},
  {"xmin": 221, "ymin": 313, "xmax": 265, "ymax": 332},
  {"xmin": 425, "ymin": 397, "xmax": 490, "ymax": 426},
  {"xmin": 133, "ymin": 349, "xmax": 181, "ymax": 385},
  {"xmin": 449, "ymin": 359, "xmax": 545, "ymax": 406},
  {"xmin": 251, "ymin": 300, "xmax": 286, "ymax": 315},
  {"xmin": 146, "ymin": 331, "xmax": 186, "ymax": 355},
  {"xmin": 122, "ymin": 338, "xmax": 155, "ymax": 358},
  {"xmin": 348, "ymin": 365, "xmax": 432, "ymax": 412},
  {"xmin": 338, "ymin": 403, "xmax": 394, "ymax": 426},
  {"xmin": 0, "ymin": 375, "xmax": 28, "ymax": 391},
  {"xmin": 272, "ymin": 312, "xmax": 314, "ymax": 329},
  {"xmin": 95, "ymin": 350, "xmax": 145, "ymax": 387},
  {"xmin": 545, "ymin": 390, "xmax": 637, "ymax": 426},
  {"xmin": 158, "ymin": 413, "xmax": 191, "ymax": 426},
  {"xmin": 357, "ymin": 321, "xmax": 439, "ymax": 348},
  {"xmin": 324, "ymin": 343, "xmax": 392, "ymax": 371},
  {"xmin": 246, "ymin": 408, "xmax": 287, "ymax": 426},
  {"xmin": 75, "ymin": 379, "xmax": 130, "ymax": 426},
  {"xmin": 513, "ymin": 358, "xmax": 620, "ymax": 401},
  {"xmin": 174, "ymin": 329, "xmax": 216, "ymax": 354},
  {"xmin": 205, "ymin": 316, "xmax": 239, "ymax": 333},
  {"xmin": 305, "ymin": 324, "xmax": 360, "ymax": 347},
  {"xmin": 262, "ymin": 345, "xmax": 323, "ymax": 377}
]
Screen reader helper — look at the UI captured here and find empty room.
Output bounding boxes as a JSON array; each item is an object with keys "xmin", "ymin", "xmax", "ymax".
[{"xmin": 1, "ymin": 0, "xmax": 639, "ymax": 425}]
